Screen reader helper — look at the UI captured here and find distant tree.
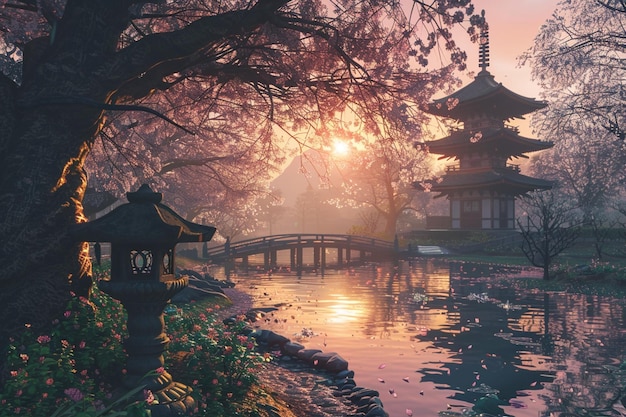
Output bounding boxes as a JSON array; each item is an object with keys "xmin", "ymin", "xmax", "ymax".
[
  {"xmin": 521, "ymin": 0, "xmax": 626, "ymax": 141},
  {"xmin": 295, "ymin": 185, "xmax": 323, "ymax": 233},
  {"xmin": 347, "ymin": 208, "xmax": 382, "ymax": 237},
  {"xmin": 586, "ymin": 210, "xmax": 620, "ymax": 261},
  {"xmin": 530, "ymin": 125, "xmax": 626, "ymax": 221},
  {"xmin": 256, "ymin": 189, "xmax": 287, "ymax": 236},
  {"xmin": 332, "ymin": 111, "xmax": 434, "ymax": 239},
  {"xmin": 517, "ymin": 191, "xmax": 581, "ymax": 280}
]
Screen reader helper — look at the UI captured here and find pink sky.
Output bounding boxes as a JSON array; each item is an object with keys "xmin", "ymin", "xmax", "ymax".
[{"xmin": 463, "ymin": 0, "xmax": 560, "ymax": 96}]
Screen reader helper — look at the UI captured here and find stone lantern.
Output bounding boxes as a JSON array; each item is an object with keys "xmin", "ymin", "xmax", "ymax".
[{"xmin": 71, "ymin": 184, "xmax": 216, "ymax": 416}]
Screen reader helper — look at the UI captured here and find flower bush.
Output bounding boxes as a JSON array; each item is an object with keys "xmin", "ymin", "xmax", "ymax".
[
  {"xmin": 0, "ymin": 271, "xmax": 268, "ymax": 417},
  {"xmin": 0, "ymin": 286, "xmax": 132, "ymax": 416},
  {"xmin": 164, "ymin": 304, "xmax": 267, "ymax": 416}
]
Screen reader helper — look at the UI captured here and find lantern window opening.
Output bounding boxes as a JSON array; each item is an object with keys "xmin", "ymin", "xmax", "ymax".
[
  {"xmin": 130, "ymin": 249, "xmax": 154, "ymax": 275},
  {"xmin": 162, "ymin": 248, "xmax": 174, "ymax": 275}
]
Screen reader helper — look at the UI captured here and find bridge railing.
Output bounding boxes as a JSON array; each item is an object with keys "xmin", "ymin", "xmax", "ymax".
[{"xmin": 204, "ymin": 233, "xmax": 394, "ymax": 259}]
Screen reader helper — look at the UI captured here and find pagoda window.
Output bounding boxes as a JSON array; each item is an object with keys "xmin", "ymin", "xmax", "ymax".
[
  {"xmin": 461, "ymin": 199, "xmax": 482, "ymax": 229},
  {"xmin": 463, "ymin": 200, "xmax": 480, "ymax": 212}
]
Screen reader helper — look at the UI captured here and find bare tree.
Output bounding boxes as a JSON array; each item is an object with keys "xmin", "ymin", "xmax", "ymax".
[
  {"xmin": 586, "ymin": 210, "xmax": 621, "ymax": 261},
  {"xmin": 517, "ymin": 191, "xmax": 581, "ymax": 280}
]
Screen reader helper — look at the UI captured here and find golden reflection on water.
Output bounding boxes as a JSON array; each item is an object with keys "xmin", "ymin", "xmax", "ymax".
[
  {"xmin": 210, "ymin": 260, "xmax": 626, "ymax": 417},
  {"xmin": 325, "ymin": 296, "xmax": 366, "ymax": 323}
]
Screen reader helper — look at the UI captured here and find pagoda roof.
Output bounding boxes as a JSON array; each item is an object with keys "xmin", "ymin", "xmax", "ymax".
[
  {"xmin": 424, "ymin": 169, "xmax": 553, "ymax": 198},
  {"xmin": 427, "ymin": 70, "xmax": 547, "ymax": 121},
  {"xmin": 423, "ymin": 127, "xmax": 553, "ymax": 159}
]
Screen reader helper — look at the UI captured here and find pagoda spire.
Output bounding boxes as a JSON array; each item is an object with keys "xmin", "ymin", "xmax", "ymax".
[{"xmin": 478, "ymin": 30, "xmax": 490, "ymax": 73}]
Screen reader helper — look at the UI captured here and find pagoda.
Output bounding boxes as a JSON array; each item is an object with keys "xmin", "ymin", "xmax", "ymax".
[{"xmin": 420, "ymin": 31, "xmax": 553, "ymax": 230}]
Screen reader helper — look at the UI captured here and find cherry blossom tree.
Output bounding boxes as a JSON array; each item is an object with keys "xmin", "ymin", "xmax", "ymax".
[
  {"xmin": 331, "ymin": 112, "xmax": 434, "ymax": 238},
  {"xmin": 529, "ymin": 124, "xmax": 626, "ymax": 221},
  {"xmin": 0, "ymin": 0, "xmax": 482, "ymax": 344},
  {"xmin": 521, "ymin": 0, "xmax": 626, "ymax": 140}
]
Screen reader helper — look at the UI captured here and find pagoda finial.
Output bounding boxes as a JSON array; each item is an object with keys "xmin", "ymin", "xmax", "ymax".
[{"xmin": 478, "ymin": 29, "xmax": 490, "ymax": 72}]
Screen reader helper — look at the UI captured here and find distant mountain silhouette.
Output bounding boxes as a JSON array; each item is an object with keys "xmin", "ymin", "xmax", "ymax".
[{"xmin": 270, "ymin": 151, "xmax": 345, "ymax": 207}]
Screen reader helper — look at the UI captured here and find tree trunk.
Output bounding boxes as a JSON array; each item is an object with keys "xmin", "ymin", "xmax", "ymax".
[
  {"xmin": 0, "ymin": 0, "xmax": 131, "ymax": 350},
  {"xmin": 0, "ymin": 86, "xmax": 102, "ymax": 346}
]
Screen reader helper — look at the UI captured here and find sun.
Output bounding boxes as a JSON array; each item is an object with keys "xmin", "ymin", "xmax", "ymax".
[{"xmin": 332, "ymin": 139, "xmax": 350, "ymax": 156}]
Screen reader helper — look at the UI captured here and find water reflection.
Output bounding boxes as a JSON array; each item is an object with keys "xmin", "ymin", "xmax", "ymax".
[{"xmin": 210, "ymin": 260, "xmax": 626, "ymax": 417}]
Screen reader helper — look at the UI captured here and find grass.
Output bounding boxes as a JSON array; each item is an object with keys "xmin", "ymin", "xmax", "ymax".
[{"xmin": 410, "ymin": 233, "xmax": 626, "ymax": 298}]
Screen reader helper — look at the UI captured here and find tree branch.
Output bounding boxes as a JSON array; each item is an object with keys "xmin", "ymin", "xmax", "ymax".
[{"xmin": 105, "ymin": 0, "xmax": 289, "ymax": 102}]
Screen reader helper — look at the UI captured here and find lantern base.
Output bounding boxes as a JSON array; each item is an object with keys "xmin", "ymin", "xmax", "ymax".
[{"xmin": 150, "ymin": 381, "xmax": 195, "ymax": 416}]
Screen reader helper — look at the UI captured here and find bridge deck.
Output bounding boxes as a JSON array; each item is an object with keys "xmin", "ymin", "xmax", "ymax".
[{"xmin": 205, "ymin": 233, "xmax": 396, "ymax": 266}]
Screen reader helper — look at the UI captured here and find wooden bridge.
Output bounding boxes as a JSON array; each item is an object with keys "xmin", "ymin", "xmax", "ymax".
[{"xmin": 204, "ymin": 234, "xmax": 397, "ymax": 271}]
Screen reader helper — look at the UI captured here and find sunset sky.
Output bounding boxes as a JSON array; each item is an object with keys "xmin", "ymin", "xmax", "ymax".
[{"xmin": 464, "ymin": 0, "xmax": 560, "ymax": 97}]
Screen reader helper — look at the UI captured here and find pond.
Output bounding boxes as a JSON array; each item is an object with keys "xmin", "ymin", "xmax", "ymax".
[{"xmin": 210, "ymin": 259, "xmax": 626, "ymax": 417}]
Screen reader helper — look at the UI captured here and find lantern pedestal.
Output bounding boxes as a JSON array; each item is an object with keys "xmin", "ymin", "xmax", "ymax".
[
  {"xmin": 99, "ymin": 277, "xmax": 195, "ymax": 416},
  {"xmin": 71, "ymin": 184, "xmax": 216, "ymax": 417}
]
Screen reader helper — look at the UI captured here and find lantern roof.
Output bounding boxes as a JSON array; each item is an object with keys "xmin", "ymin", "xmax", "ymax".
[{"xmin": 71, "ymin": 184, "xmax": 216, "ymax": 244}]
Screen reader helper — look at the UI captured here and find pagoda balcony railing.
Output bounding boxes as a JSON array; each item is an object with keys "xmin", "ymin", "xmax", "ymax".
[
  {"xmin": 446, "ymin": 123, "xmax": 521, "ymax": 135},
  {"xmin": 445, "ymin": 163, "xmax": 521, "ymax": 173}
]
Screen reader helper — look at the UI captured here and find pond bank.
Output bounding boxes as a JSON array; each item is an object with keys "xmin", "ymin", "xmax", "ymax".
[{"xmin": 218, "ymin": 287, "xmax": 388, "ymax": 417}]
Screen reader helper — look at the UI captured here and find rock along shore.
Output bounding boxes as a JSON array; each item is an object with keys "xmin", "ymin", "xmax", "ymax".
[{"xmin": 220, "ymin": 288, "xmax": 390, "ymax": 417}]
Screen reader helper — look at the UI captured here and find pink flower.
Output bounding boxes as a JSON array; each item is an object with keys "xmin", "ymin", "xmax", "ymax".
[
  {"xmin": 45, "ymin": 378, "xmax": 54, "ymax": 386},
  {"xmin": 63, "ymin": 388, "xmax": 84, "ymax": 402},
  {"xmin": 212, "ymin": 379, "xmax": 219, "ymax": 385},
  {"xmin": 144, "ymin": 389, "xmax": 156, "ymax": 404},
  {"xmin": 155, "ymin": 367, "xmax": 165, "ymax": 374},
  {"xmin": 37, "ymin": 335, "xmax": 51, "ymax": 344},
  {"xmin": 64, "ymin": 311, "xmax": 72, "ymax": 318}
]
